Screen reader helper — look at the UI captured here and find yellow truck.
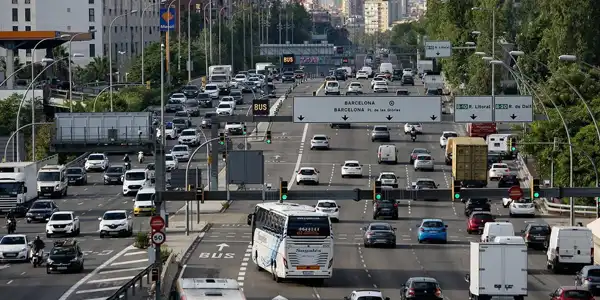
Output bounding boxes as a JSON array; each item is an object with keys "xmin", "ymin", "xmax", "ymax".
[{"xmin": 452, "ymin": 137, "xmax": 488, "ymax": 188}]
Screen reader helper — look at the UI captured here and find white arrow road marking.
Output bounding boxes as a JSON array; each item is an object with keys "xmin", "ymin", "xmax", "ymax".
[
  {"xmin": 216, "ymin": 243, "xmax": 230, "ymax": 251},
  {"xmin": 0, "ymin": 264, "xmax": 10, "ymax": 270}
]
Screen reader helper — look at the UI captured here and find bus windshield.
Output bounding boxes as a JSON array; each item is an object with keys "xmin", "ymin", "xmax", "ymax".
[{"xmin": 286, "ymin": 216, "xmax": 330, "ymax": 237}]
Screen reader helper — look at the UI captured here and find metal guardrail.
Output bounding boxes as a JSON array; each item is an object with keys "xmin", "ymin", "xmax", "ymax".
[
  {"xmin": 106, "ymin": 263, "xmax": 155, "ymax": 300},
  {"xmin": 65, "ymin": 152, "xmax": 90, "ymax": 168}
]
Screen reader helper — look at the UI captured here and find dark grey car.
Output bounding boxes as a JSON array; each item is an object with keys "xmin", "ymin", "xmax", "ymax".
[
  {"xmin": 103, "ymin": 166, "xmax": 125, "ymax": 185},
  {"xmin": 66, "ymin": 167, "xmax": 87, "ymax": 185},
  {"xmin": 230, "ymin": 90, "xmax": 243, "ymax": 104},
  {"xmin": 172, "ymin": 118, "xmax": 191, "ymax": 133},
  {"xmin": 373, "ymin": 199, "xmax": 398, "ymax": 219},
  {"xmin": 371, "ymin": 125, "xmax": 391, "ymax": 142},
  {"xmin": 362, "ymin": 222, "xmax": 397, "ymax": 248},
  {"xmin": 26, "ymin": 200, "xmax": 58, "ymax": 223},
  {"xmin": 184, "ymin": 100, "xmax": 200, "ymax": 116},
  {"xmin": 165, "ymin": 100, "xmax": 183, "ymax": 112},
  {"xmin": 197, "ymin": 93, "xmax": 213, "ymax": 108},
  {"xmin": 401, "ymin": 277, "xmax": 443, "ymax": 300}
]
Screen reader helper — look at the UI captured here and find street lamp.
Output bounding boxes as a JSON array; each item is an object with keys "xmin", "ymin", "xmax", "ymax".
[
  {"xmin": 465, "ymin": 42, "xmax": 476, "ymax": 46},
  {"xmin": 186, "ymin": 0, "xmax": 194, "ymax": 83},
  {"xmin": 471, "ymin": 31, "xmax": 481, "ymax": 35},
  {"xmin": 202, "ymin": 2, "xmax": 211, "ymax": 74},
  {"xmin": 474, "ymin": 51, "xmax": 486, "ymax": 56},
  {"xmin": 141, "ymin": 2, "xmax": 158, "ymax": 84},
  {"xmin": 109, "ymin": 10, "xmax": 138, "ymax": 112},
  {"xmin": 482, "ymin": 56, "xmax": 493, "ymax": 61},
  {"xmin": 67, "ymin": 30, "xmax": 95, "ymax": 107},
  {"xmin": 472, "ymin": 6, "xmax": 497, "ymax": 111}
]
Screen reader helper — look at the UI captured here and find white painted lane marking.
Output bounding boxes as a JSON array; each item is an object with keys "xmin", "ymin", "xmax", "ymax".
[
  {"xmin": 87, "ymin": 276, "xmax": 135, "ymax": 284},
  {"xmin": 75, "ymin": 287, "xmax": 120, "ymax": 294},
  {"xmin": 110, "ymin": 258, "xmax": 148, "ymax": 266},
  {"xmin": 99, "ymin": 266, "xmax": 147, "ymax": 274},
  {"xmin": 123, "ymin": 251, "xmax": 146, "ymax": 256}
]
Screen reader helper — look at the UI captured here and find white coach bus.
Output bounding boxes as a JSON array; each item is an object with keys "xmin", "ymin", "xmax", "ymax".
[
  {"xmin": 246, "ymin": 201, "xmax": 334, "ymax": 282},
  {"xmin": 170, "ymin": 277, "xmax": 245, "ymax": 300}
]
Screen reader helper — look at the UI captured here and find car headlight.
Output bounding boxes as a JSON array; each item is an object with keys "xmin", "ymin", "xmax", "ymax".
[
  {"xmin": 47, "ymin": 258, "xmax": 53, "ymax": 263},
  {"xmin": 104, "ymin": 175, "xmax": 109, "ymax": 179},
  {"xmin": 55, "ymin": 184, "xmax": 60, "ymax": 188},
  {"xmin": 67, "ymin": 223, "xmax": 73, "ymax": 226},
  {"xmin": 26, "ymin": 213, "xmax": 32, "ymax": 217},
  {"xmin": 20, "ymin": 247, "xmax": 27, "ymax": 252}
]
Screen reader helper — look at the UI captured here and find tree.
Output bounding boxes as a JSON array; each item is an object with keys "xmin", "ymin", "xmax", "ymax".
[
  {"xmin": 51, "ymin": 45, "xmax": 71, "ymax": 81},
  {"xmin": 74, "ymin": 57, "xmax": 110, "ymax": 84}
]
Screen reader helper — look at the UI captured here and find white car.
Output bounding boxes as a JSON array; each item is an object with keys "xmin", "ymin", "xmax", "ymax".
[
  {"xmin": 373, "ymin": 82, "xmax": 388, "ymax": 93},
  {"xmin": 440, "ymin": 131, "xmax": 458, "ymax": 148},
  {"xmin": 216, "ymin": 102, "xmax": 234, "ymax": 115},
  {"xmin": 225, "ymin": 122, "xmax": 244, "ymax": 135},
  {"xmin": 171, "ymin": 145, "xmax": 190, "ymax": 162},
  {"xmin": 204, "ymin": 84, "xmax": 220, "ymax": 99},
  {"xmin": 98, "ymin": 210, "xmax": 133, "ymax": 238},
  {"xmin": 122, "ymin": 169, "xmax": 148, "ymax": 195},
  {"xmin": 234, "ymin": 74, "xmax": 247, "ymax": 82},
  {"xmin": 165, "ymin": 154, "xmax": 178, "ymax": 171},
  {"xmin": 315, "ymin": 200, "xmax": 340, "ymax": 222},
  {"xmin": 414, "ymin": 154, "xmax": 434, "ymax": 171},
  {"xmin": 296, "ymin": 167, "xmax": 320, "ymax": 185},
  {"xmin": 506, "ymin": 198, "xmax": 535, "ymax": 217},
  {"xmin": 370, "ymin": 77, "xmax": 386, "ymax": 88},
  {"xmin": 347, "ymin": 82, "xmax": 363, "ymax": 94},
  {"xmin": 404, "ymin": 123, "xmax": 423, "ymax": 134},
  {"xmin": 377, "ymin": 172, "xmax": 398, "ymax": 188},
  {"xmin": 324, "ymin": 81, "xmax": 341, "ymax": 95},
  {"xmin": 489, "ymin": 163, "xmax": 511, "ymax": 180},
  {"xmin": 346, "ymin": 290, "xmax": 388, "ymax": 300},
  {"xmin": 229, "ymin": 80, "xmax": 239, "ymax": 89},
  {"xmin": 341, "ymin": 160, "xmax": 363, "ymax": 178},
  {"xmin": 178, "ymin": 128, "xmax": 201, "ymax": 146},
  {"xmin": 356, "ymin": 71, "xmax": 369, "ymax": 79},
  {"xmin": 46, "ymin": 211, "xmax": 80, "ymax": 237},
  {"xmin": 84, "ymin": 153, "xmax": 109, "ymax": 171},
  {"xmin": 220, "ymin": 96, "xmax": 236, "ymax": 109},
  {"xmin": 0, "ymin": 234, "xmax": 30, "ymax": 262},
  {"xmin": 310, "ymin": 134, "xmax": 330, "ymax": 150},
  {"xmin": 169, "ymin": 93, "xmax": 187, "ymax": 102},
  {"xmin": 248, "ymin": 77, "xmax": 262, "ymax": 88}
]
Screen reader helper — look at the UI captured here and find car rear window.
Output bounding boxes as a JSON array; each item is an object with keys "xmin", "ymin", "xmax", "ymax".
[
  {"xmin": 299, "ymin": 169, "xmax": 315, "ymax": 175},
  {"xmin": 417, "ymin": 155, "xmax": 431, "ymax": 161},
  {"xmin": 472, "ymin": 213, "xmax": 494, "ymax": 220},
  {"xmin": 412, "ymin": 281, "xmax": 438, "ymax": 290},
  {"xmin": 317, "ymin": 202, "xmax": 336, "ymax": 208},
  {"xmin": 422, "ymin": 221, "xmax": 444, "ymax": 228},
  {"xmin": 529, "ymin": 226, "xmax": 550, "ymax": 234},
  {"xmin": 369, "ymin": 224, "xmax": 392, "ymax": 230},
  {"xmin": 564, "ymin": 290, "xmax": 593, "ymax": 299},
  {"xmin": 443, "ymin": 132, "xmax": 458, "ymax": 138},
  {"xmin": 374, "ymin": 127, "xmax": 388, "ymax": 131},
  {"xmin": 313, "ymin": 136, "xmax": 327, "ymax": 140},
  {"xmin": 380, "ymin": 174, "xmax": 395, "ymax": 179},
  {"xmin": 344, "ymin": 163, "xmax": 360, "ymax": 167}
]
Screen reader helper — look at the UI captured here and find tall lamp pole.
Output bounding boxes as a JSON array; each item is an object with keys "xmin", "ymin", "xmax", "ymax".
[
  {"xmin": 186, "ymin": 0, "xmax": 194, "ymax": 83},
  {"xmin": 472, "ymin": 6, "xmax": 496, "ymax": 116},
  {"xmin": 67, "ymin": 31, "xmax": 95, "ymax": 107},
  {"xmin": 109, "ymin": 11, "xmax": 137, "ymax": 112},
  {"xmin": 203, "ymin": 2, "xmax": 211, "ymax": 74}
]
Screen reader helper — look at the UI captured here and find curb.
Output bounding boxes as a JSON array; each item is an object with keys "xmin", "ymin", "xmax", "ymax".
[{"xmin": 179, "ymin": 223, "xmax": 212, "ymax": 265}]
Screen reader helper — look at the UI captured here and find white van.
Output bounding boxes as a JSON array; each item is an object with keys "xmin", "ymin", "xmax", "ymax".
[
  {"xmin": 379, "ymin": 62, "xmax": 393, "ymax": 74},
  {"xmin": 133, "ymin": 185, "xmax": 156, "ymax": 216},
  {"xmin": 547, "ymin": 226, "xmax": 593, "ymax": 272},
  {"xmin": 486, "ymin": 134, "xmax": 512, "ymax": 155},
  {"xmin": 377, "ymin": 145, "xmax": 398, "ymax": 164},
  {"xmin": 37, "ymin": 165, "xmax": 68, "ymax": 198},
  {"xmin": 361, "ymin": 66, "xmax": 373, "ymax": 77},
  {"xmin": 493, "ymin": 236, "xmax": 525, "ymax": 244},
  {"xmin": 122, "ymin": 169, "xmax": 148, "ymax": 195},
  {"xmin": 481, "ymin": 222, "xmax": 515, "ymax": 242},
  {"xmin": 324, "ymin": 80, "xmax": 340, "ymax": 95}
]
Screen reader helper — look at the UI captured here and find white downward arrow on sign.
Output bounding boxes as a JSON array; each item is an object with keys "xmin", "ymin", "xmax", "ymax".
[{"xmin": 216, "ymin": 243, "xmax": 229, "ymax": 251}]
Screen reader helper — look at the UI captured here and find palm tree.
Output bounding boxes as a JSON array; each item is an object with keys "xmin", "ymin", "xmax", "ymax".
[
  {"xmin": 51, "ymin": 45, "xmax": 70, "ymax": 80},
  {"xmin": 83, "ymin": 57, "xmax": 110, "ymax": 83}
]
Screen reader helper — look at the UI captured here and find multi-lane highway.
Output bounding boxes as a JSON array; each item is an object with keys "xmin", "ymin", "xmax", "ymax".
[
  {"xmin": 182, "ymin": 77, "xmax": 576, "ymax": 300},
  {"xmin": 0, "ymin": 82, "xmax": 293, "ymax": 300}
]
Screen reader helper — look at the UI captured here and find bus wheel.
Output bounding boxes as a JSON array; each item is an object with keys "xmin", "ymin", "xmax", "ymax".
[{"xmin": 255, "ymin": 251, "xmax": 262, "ymax": 272}]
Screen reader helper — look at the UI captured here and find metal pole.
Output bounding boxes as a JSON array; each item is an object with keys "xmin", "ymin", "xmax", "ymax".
[
  {"xmin": 187, "ymin": 0, "xmax": 192, "ymax": 82},
  {"xmin": 230, "ymin": 3, "xmax": 233, "ymax": 68},
  {"xmin": 551, "ymin": 137, "xmax": 556, "ymax": 187},
  {"xmin": 4, "ymin": 122, "xmax": 52, "ymax": 161},
  {"xmin": 209, "ymin": 0, "xmax": 212, "ymax": 64},
  {"xmin": 141, "ymin": 6, "xmax": 146, "ymax": 84},
  {"xmin": 285, "ymin": 6, "xmax": 288, "ymax": 42},
  {"xmin": 178, "ymin": 0, "xmax": 181, "ymax": 71},
  {"xmin": 161, "ymin": 44, "xmax": 165, "ymax": 146},
  {"xmin": 250, "ymin": 5, "xmax": 254, "ymax": 67},
  {"xmin": 204, "ymin": 3, "xmax": 209, "ymax": 76},
  {"xmin": 219, "ymin": 12, "xmax": 222, "ymax": 64},
  {"xmin": 242, "ymin": 8, "xmax": 246, "ymax": 69},
  {"xmin": 491, "ymin": 9, "xmax": 495, "ymax": 121}
]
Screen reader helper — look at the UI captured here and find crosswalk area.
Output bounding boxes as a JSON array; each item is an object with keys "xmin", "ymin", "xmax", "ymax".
[{"xmin": 68, "ymin": 245, "xmax": 151, "ymax": 300}]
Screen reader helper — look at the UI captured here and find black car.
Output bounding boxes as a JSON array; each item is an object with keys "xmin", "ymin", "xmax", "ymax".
[
  {"xmin": 401, "ymin": 277, "xmax": 443, "ymax": 300},
  {"xmin": 520, "ymin": 223, "xmax": 551, "ymax": 249},
  {"xmin": 66, "ymin": 167, "xmax": 87, "ymax": 185},
  {"xmin": 362, "ymin": 222, "xmax": 397, "ymax": 248},
  {"xmin": 392, "ymin": 70, "xmax": 403, "ymax": 81},
  {"xmin": 181, "ymin": 85, "xmax": 200, "ymax": 98},
  {"xmin": 46, "ymin": 239, "xmax": 84, "ymax": 274},
  {"xmin": 103, "ymin": 166, "xmax": 125, "ymax": 185},
  {"xmin": 197, "ymin": 93, "xmax": 213, "ymax": 108},
  {"xmin": 230, "ymin": 90, "xmax": 244, "ymax": 104},
  {"xmin": 373, "ymin": 199, "xmax": 398, "ymax": 219},
  {"xmin": 26, "ymin": 200, "xmax": 59, "ymax": 223},
  {"xmin": 463, "ymin": 198, "xmax": 491, "ymax": 216},
  {"xmin": 172, "ymin": 118, "xmax": 191, "ymax": 133},
  {"xmin": 401, "ymin": 75, "xmax": 414, "ymax": 85},
  {"xmin": 335, "ymin": 71, "xmax": 347, "ymax": 81},
  {"xmin": 498, "ymin": 175, "xmax": 519, "ymax": 188},
  {"xmin": 294, "ymin": 70, "xmax": 305, "ymax": 79},
  {"xmin": 281, "ymin": 71, "xmax": 295, "ymax": 82},
  {"xmin": 487, "ymin": 153, "xmax": 503, "ymax": 169}
]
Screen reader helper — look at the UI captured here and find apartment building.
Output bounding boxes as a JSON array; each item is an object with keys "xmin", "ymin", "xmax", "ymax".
[
  {"xmin": 0, "ymin": 0, "xmax": 161, "ymax": 67},
  {"xmin": 342, "ymin": 0, "xmax": 364, "ymax": 17},
  {"xmin": 364, "ymin": 0, "xmax": 389, "ymax": 34},
  {"xmin": 388, "ymin": 0, "xmax": 408, "ymax": 24}
]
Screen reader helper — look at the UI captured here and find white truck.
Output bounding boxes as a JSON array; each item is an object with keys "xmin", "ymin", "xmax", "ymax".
[
  {"xmin": 424, "ymin": 73, "xmax": 444, "ymax": 90},
  {"xmin": 467, "ymin": 242, "xmax": 528, "ymax": 300},
  {"xmin": 417, "ymin": 60, "xmax": 433, "ymax": 76},
  {"xmin": 0, "ymin": 155, "xmax": 58, "ymax": 215},
  {"xmin": 208, "ymin": 65, "xmax": 232, "ymax": 93},
  {"xmin": 256, "ymin": 62, "xmax": 275, "ymax": 72}
]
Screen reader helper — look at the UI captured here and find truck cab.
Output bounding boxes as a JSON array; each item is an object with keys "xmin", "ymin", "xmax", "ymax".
[
  {"xmin": 37, "ymin": 165, "xmax": 68, "ymax": 198},
  {"xmin": 0, "ymin": 162, "xmax": 38, "ymax": 215}
]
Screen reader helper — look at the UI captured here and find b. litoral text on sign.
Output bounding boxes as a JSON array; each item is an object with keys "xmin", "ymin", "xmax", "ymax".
[
  {"xmin": 293, "ymin": 96, "xmax": 442, "ymax": 123},
  {"xmin": 454, "ymin": 96, "xmax": 493, "ymax": 123},
  {"xmin": 493, "ymin": 96, "xmax": 534, "ymax": 122},
  {"xmin": 425, "ymin": 41, "xmax": 452, "ymax": 58}
]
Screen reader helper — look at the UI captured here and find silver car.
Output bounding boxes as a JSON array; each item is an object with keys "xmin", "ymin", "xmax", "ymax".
[
  {"xmin": 310, "ymin": 134, "xmax": 330, "ymax": 150},
  {"xmin": 414, "ymin": 154, "xmax": 434, "ymax": 171},
  {"xmin": 371, "ymin": 125, "xmax": 391, "ymax": 142}
]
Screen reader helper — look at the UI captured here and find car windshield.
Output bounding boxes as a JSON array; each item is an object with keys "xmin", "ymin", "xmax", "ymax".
[
  {"xmin": 249, "ymin": 77, "xmax": 259, "ymax": 81},
  {"xmin": 469, "ymin": 198, "xmax": 489, "ymax": 206},
  {"xmin": 168, "ymin": 99, "xmax": 180, "ymax": 104},
  {"xmin": 181, "ymin": 131, "xmax": 196, "ymax": 136},
  {"xmin": 317, "ymin": 202, "xmax": 336, "ymax": 208},
  {"xmin": 284, "ymin": 72, "xmax": 294, "ymax": 75},
  {"xmin": 564, "ymin": 291, "xmax": 593, "ymax": 299},
  {"xmin": 172, "ymin": 119, "xmax": 186, "ymax": 124},
  {"xmin": 529, "ymin": 226, "xmax": 550, "ymax": 234},
  {"xmin": 380, "ymin": 174, "xmax": 396, "ymax": 179},
  {"xmin": 350, "ymin": 83, "xmax": 361, "ymax": 87},
  {"xmin": 357, "ymin": 297, "xmax": 383, "ymax": 300},
  {"xmin": 514, "ymin": 198, "xmax": 533, "ymax": 203},
  {"xmin": 417, "ymin": 155, "xmax": 432, "ymax": 161},
  {"xmin": 182, "ymin": 86, "xmax": 198, "ymax": 91},
  {"xmin": 211, "ymin": 75, "xmax": 227, "ymax": 81},
  {"xmin": 31, "ymin": 201, "xmax": 52, "ymax": 209},
  {"xmin": 0, "ymin": 236, "xmax": 25, "ymax": 245},
  {"xmin": 374, "ymin": 127, "xmax": 388, "ymax": 132},
  {"xmin": 38, "ymin": 171, "xmax": 60, "ymax": 181},
  {"xmin": 125, "ymin": 172, "xmax": 146, "ymax": 181},
  {"xmin": 472, "ymin": 213, "xmax": 494, "ymax": 221},
  {"xmin": 407, "ymin": 123, "xmax": 420, "ymax": 126},
  {"xmin": 416, "ymin": 181, "xmax": 436, "ymax": 188},
  {"xmin": 299, "ymin": 169, "xmax": 316, "ymax": 175},
  {"xmin": 218, "ymin": 104, "xmax": 231, "ymax": 108},
  {"xmin": 327, "ymin": 82, "xmax": 338, "ymax": 87},
  {"xmin": 51, "ymin": 213, "xmax": 72, "ymax": 221},
  {"xmin": 67, "ymin": 168, "xmax": 82, "ymax": 174},
  {"xmin": 106, "ymin": 166, "xmax": 123, "ymax": 173},
  {"xmin": 443, "ymin": 132, "xmax": 458, "ymax": 138},
  {"xmin": 422, "ymin": 221, "xmax": 444, "ymax": 228},
  {"xmin": 171, "ymin": 93, "xmax": 185, "ymax": 98},
  {"xmin": 165, "ymin": 155, "xmax": 174, "ymax": 161},
  {"xmin": 136, "ymin": 193, "xmax": 154, "ymax": 201},
  {"xmin": 345, "ymin": 162, "xmax": 360, "ymax": 167},
  {"xmin": 197, "ymin": 93, "xmax": 210, "ymax": 99},
  {"xmin": 313, "ymin": 136, "xmax": 327, "ymax": 141},
  {"xmin": 51, "ymin": 246, "xmax": 76, "ymax": 255},
  {"xmin": 88, "ymin": 155, "xmax": 104, "ymax": 160},
  {"xmin": 185, "ymin": 101, "xmax": 198, "ymax": 107},
  {"xmin": 173, "ymin": 146, "xmax": 188, "ymax": 152},
  {"xmin": 412, "ymin": 282, "xmax": 438, "ymax": 289},
  {"xmin": 369, "ymin": 224, "xmax": 392, "ymax": 231},
  {"xmin": 413, "ymin": 149, "xmax": 428, "ymax": 154},
  {"xmin": 103, "ymin": 212, "xmax": 127, "ymax": 220},
  {"xmin": 235, "ymin": 75, "xmax": 246, "ymax": 79},
  {"xmin": 205, "ymin": 85, "xmax": 217, "ymax": 90}
]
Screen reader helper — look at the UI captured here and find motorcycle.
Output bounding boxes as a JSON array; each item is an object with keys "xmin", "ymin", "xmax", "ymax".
[
  {"xmin": 124, "ymin": 162, "xmax": 131, "ymax": 170},
  {"xmin": 6, "ymin": 219, "xmax": 15, "ymax": 234},
  {"xmin": 30, "ymin": 249, "xmax": 43, "ymax": 267},
  {"xmin": 138, "ymin": 151, "xmax": 145, "ymax": 164},
  {"xmin": 411, "ymin": 135, "xmax": 417, "ymax": 142}
]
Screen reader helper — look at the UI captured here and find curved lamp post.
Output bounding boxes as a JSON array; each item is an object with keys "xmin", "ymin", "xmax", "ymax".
[
  {"xmin": 3, "ymin": 122, "xmax": 52, "ymax": 161},
  {"xmin": 141, "ymin": 2, "xmax": 158, "ymax": 84},
  {"xmin": 92, "ymin": 83, "xmax": 144, "ymax": 112},
  {"xmin": 67, "ymin": 30, "xmax": 95, "ymax": 107}
]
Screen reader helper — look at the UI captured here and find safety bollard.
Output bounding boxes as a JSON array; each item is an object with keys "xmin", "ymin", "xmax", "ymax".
[{"xmin": 312, "ymin": 91, "xmax": 316, "ymax": 96}]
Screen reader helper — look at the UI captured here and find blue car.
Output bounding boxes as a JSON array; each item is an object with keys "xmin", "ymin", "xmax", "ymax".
[{"xmin": 417, "ymin": 219, "xmax": 448, "ymax": 243}]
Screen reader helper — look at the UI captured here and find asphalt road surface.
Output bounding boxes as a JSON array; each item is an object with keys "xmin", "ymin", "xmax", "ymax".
[
  {"xmin": 0, "ymin": 81, "xmax": 294, "ymax": 300},
  {"xmin": 180, "ymin": 77, "xmax": 576, "ymax": 300}
]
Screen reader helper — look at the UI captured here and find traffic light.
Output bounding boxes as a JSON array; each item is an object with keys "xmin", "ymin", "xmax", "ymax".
[
  {"xmin": 266, "ymin": 130, "xmax": 272, "ymax": 144},
  {"xmin": 222, "ymin": 152, "xmax": 227, "ymax": 160},
  {"xmin": 280, "ymin": 181, "xmax": 288, "ymax": 201},
  {"xmin": 219, "ymin": 132, "xmax": 225, "ymax": 145},
  {"xmin": 531, "ymin": 178, "xmax": 540, "ymax": 199},
  {"xmin": 243, "ymin": 125, "xmax": 247, "ymax": 135},
  {"xmin": 374, "ymin": 180, "xmax": 382, "ymax": 200},
  {"xmin": 453, "ymin": 180, "xmax": 461, "ymax": 200},
  {"xmin": 509, "ymin": 138, "xmax": 517, "ymax": 152},
  {"xmin": 145, "ymin": 80, "xmax": 151, "ymax": 90}
]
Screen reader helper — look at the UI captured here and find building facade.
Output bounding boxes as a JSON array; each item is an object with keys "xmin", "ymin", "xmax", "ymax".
[
  {"xmin": 364, "ymin": 0, "xmax": 389, "ymax": 34},
  {"xmin": 388, "ymin": 0, "xmax": 408, "ymax": 24},
  {"xmin": 0, "ymin": 0, "xmax": 161, "ymax": 67}
]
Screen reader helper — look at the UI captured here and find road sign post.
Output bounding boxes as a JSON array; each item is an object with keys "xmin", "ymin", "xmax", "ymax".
[
  {"xmin": 150, "ymin": 216, "xmax": 165, "ymax": 231},
  {"xmin": 151, "ymin": 231, "xmax": 166, "ymax": 245},
  {"xmin": 293, "ymin": 96, "xmax": 442, "ymax": 123},
  {"xmin": 508, "ymin": 185, "xmax": 524, "ymax": 201},
  {"xmin": 425, "ymin": 41, "xmax": 452, "ymax": 58}
]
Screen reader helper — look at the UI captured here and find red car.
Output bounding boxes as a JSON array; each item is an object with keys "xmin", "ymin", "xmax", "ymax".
[
  {"xmin": 466, "ymin": 212, "xmax": 495, "ymax": 234},
  {"xmin": 550, "ymin": 286, "xmax": 594, "ymax": 300}
]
